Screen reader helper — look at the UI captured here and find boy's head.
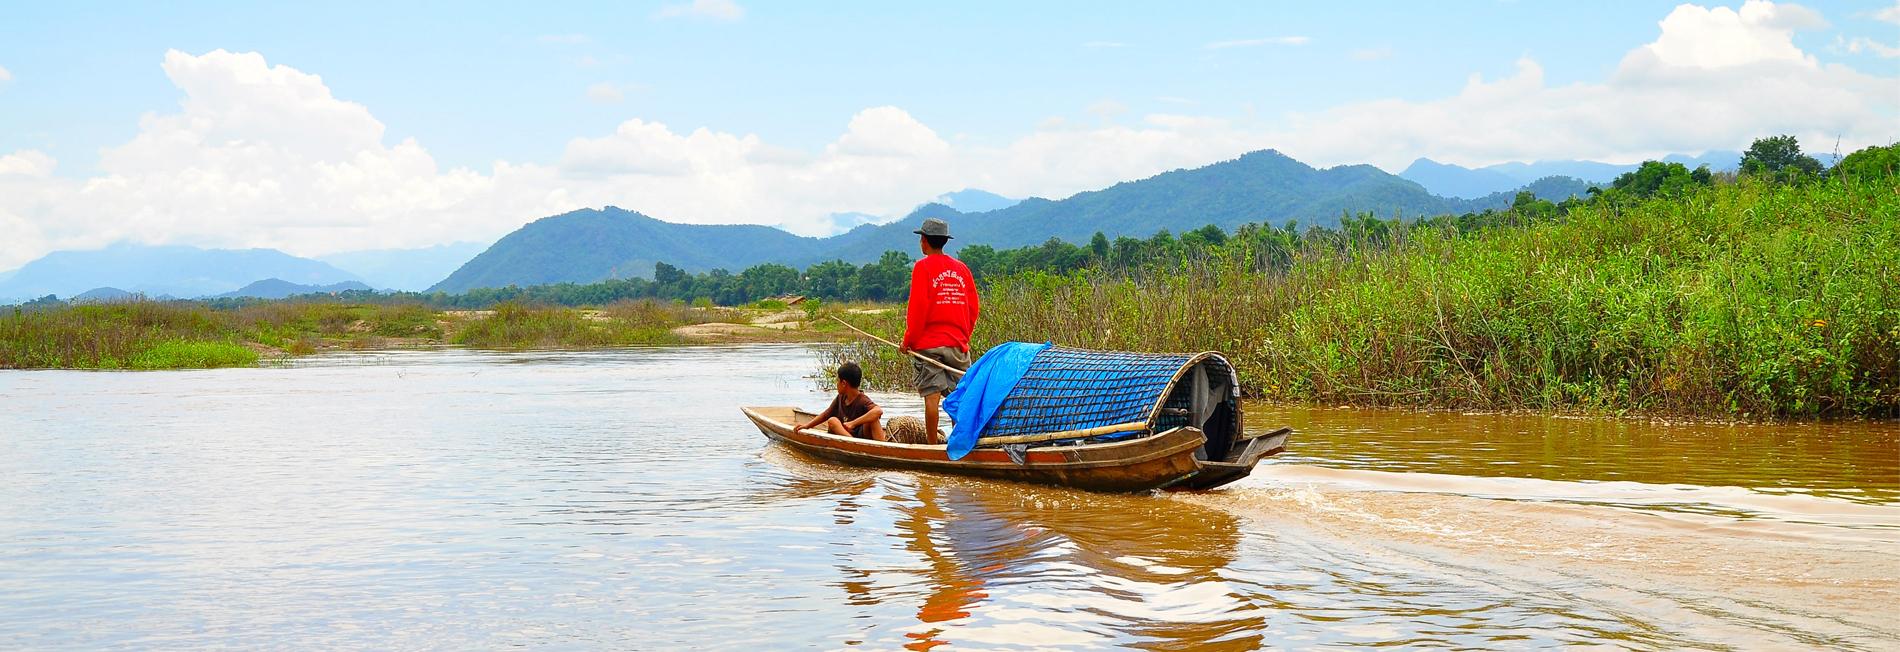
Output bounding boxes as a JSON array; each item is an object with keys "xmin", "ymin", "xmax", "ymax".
[{"xmin": 836, "ymin": 362, "xmax": 863, "ymax": 392}]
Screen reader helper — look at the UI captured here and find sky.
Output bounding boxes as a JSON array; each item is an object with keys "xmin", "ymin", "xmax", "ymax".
[{"xmin": 0, "ymin": 0, "xmax": 1896, "ymax": 269}]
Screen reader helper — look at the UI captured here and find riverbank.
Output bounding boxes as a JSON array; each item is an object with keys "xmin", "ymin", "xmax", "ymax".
[{"xmin": 0, "ymin": 299, "xmax": 858, "ymax": 369}]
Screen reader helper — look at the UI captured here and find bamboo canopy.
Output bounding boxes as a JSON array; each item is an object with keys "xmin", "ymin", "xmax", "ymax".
[{"xmin": 971, "ymin": 346, "xmax": 1242, "ymax": 449}]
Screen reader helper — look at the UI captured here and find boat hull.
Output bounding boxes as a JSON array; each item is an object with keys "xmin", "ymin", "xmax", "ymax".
[
  {"xmin": 1170, "ymin": 427, "xmax": 1291, "ymax": 491},
  {"xmin": 743, "ymin": 406, "xmax": 1207, "ymax": 493}
]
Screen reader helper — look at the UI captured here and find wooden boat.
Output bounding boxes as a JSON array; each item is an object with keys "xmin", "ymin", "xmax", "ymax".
[{"xmin": 742, "ymin": 346, "xmax": 1291, "ymax": 493}]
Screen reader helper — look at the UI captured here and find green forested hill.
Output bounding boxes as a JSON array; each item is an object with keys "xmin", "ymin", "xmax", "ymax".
[
  {"xmin": 430, "ymin": 208, "xmax": 825, "ymax": 293},
  {"xmin": 432, "ymin": 149, "xmax": 1593, "ymax": 292}
]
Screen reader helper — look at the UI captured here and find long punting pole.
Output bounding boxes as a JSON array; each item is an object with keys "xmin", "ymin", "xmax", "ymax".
[{"xmin": 828, "ymin": 315, "xmax": 966, "ymax": 378}]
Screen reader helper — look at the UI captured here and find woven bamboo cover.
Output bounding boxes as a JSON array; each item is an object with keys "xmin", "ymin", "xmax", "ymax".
[{"xmin": 982, "ymin": 346, "xmax": 1216, "ymax": 438}]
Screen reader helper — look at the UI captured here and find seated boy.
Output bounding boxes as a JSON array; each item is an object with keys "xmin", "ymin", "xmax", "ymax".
[{"xmin": 795, "ymin": 362, "xmax": 886, "ymax": 441}]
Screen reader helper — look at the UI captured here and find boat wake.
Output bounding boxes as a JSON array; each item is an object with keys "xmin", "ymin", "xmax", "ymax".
[{"xmin": 1180, "ymin": 465, "xmax": 1900, "ymax": 649}]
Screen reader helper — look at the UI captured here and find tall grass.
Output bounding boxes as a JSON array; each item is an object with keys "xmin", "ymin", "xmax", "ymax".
[
  {"xmin": 0, "ymin": 297, "xmax": 767, "ymax": 368},
  {"xmin": 449, "ymin": 301, "xmax": 690, "ymax": 349},
  {"xmin": 838, "ymin": 177, "xmax": 1899, "ymax": 418},
  {"xmin": 0, "ymin": 303, "xmax": 255, "ymax": 369}
]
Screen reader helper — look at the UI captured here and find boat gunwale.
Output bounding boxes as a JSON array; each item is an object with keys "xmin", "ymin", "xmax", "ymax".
[{"xmin": 742, "ymin": 406, "xmax": 1208, "ymax": 470}]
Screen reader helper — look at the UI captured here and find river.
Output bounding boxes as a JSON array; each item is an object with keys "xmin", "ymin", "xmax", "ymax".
[{"xmin": 1, "ymin": 345, "xmax": 1895, "ymax": 650}]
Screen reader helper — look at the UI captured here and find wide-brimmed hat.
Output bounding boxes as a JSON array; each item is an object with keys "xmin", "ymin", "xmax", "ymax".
[{"xmin": 913, "ymin": 217, "xmax": 953, "ymax": 239}]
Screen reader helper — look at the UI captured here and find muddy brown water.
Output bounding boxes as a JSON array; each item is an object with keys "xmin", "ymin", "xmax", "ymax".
[{"xmin": 1, "ymin": 345, "xmax": 1895, "ymax": 649}]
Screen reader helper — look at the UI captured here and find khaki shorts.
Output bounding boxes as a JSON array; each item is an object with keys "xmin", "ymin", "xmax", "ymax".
[{"xmin": 911, "ymin": 346, "xmax": 971, "ymax": 398}]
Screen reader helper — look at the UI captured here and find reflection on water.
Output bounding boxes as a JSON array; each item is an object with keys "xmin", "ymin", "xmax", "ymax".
[{"xmin": 1, "ymin": 346, "xmax": 1897, "ymax": 649}]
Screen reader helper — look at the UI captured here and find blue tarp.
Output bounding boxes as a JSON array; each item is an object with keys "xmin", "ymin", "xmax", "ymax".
[{"xmin": 942, "ymin": 341, "xmax": 1051, "ymax": 460}]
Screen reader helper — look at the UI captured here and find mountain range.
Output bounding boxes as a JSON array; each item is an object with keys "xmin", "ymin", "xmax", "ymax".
[
  {"xmin": 0, "ymin": 244, "xmax": 364, "ymax": 302},
  {"xmin": 1400, "ymin": 151, "xmax": 1741, "ymax": 199},
  {"xmin": 431, "ymin": 149, "xmax": 1594, "ymax": 292},
  {"xmin": 8, "ymin": 148, "xmax": 1747, "ymax": 301}
]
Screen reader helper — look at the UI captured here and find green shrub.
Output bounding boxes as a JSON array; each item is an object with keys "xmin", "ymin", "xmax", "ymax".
[{"xmin": 128, "ymin": 340, "xmax": 259, "ymax": 370}]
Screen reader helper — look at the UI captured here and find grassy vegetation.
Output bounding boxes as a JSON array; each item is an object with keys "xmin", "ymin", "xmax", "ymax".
[
  {"xmin": 128, "ymin": 340, "xmax": 259, "ymax": 370},
  {"xmin": 450, "ymin": 301, "xmax": 705, "ymax": 349},
  {"xmin": 835, "ymin": 176, "xmax": 1899, "ymax": 418},
  {"xmin": 0, "ymin": 303, "xmax": 262, "ymax": 370},
  {"xmin": 0, "ymin": 297, "xmax": 779, "ymax": 369}
]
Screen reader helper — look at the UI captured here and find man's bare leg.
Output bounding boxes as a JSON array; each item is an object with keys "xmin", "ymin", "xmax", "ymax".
[
  {"xmin": 923, "ymin": 392, "xmax": 943, "ymax": 444},
  {"xmin": 864, "ymin": 418, "xmax": 887, "ymax": 442}
]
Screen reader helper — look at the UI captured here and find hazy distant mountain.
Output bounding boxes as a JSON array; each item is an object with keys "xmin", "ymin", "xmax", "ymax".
[
  {"xmin": 1659, "ymin": 151, "xmax": 1744, "ymax": 173},
  {"xmin": 0, "ymin": 244, "xmax": 363, "ymax": 300},
  {"xmin": 319, "ymin": 242, "xmax": 488, "ymax": 291},
  {"xmin": 216, "ymin": 278, "xmax": 374, "ymax": 299},
  {"xmin": 932, "ymin": 189, "xmax": 1021, "ymax": 213},
  {"xmin": 72, "ymin": 287, "xmax": 139, "ymax": 303},
  {"xmin": 1481, "ymin": 160, "xmax": 1638, "ymax": 185},
  {"xmin": 436, "ymin": 150, "xmax": 1589, "ymax": 292},
  {"xmin": 1487, "ymin": 151, "xmax": 1741, "ymax": 184},
  {"xmin": 1401, "ymin": 158, "xmax": 1531, "ymax": 199},
  {"xmin": 1405, "ymin": 151, "xmax": 1741, "ymax": 197}
]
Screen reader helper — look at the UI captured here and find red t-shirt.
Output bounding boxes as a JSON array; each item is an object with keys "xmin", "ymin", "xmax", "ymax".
[{"xmin": 902, "ymin": 254, "xmax": 980, "ymax": 352}]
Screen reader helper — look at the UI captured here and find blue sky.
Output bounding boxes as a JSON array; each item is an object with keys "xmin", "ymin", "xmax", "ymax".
[{"xmin": 0, "ymin": 1, "xmax": 1896, "ymax": 266}]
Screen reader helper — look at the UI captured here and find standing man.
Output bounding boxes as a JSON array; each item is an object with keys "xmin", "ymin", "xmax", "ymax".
[{"xmin": 901, "ymin": 217, "xmax": 979, "ymax": 444}]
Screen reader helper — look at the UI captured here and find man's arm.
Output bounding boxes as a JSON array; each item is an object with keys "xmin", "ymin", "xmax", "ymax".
[{"xmin": 901, "ymin": 263, "xmax": 929, "ymax": 351}]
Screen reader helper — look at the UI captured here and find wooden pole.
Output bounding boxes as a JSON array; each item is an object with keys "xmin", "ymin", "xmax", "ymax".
[{"xmin": 829, "ymin": 315, "xmax": 966, "ymax": 378}]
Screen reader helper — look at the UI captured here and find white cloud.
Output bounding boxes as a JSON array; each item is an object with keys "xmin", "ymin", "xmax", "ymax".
[
  {"xmin": 1272, "ymin": 1, "xmax": 1896, "ymax": 169},
  {"xmin": 0, "ymin": 50, "xmax": 522, "ymax": 268},
  {"xmin": 1871, "ymin": 1, "xmax": 1900, "ymax": 25},
  {"xmin": 1845, "ymin": 1, "xmax": 1900, "ymax": 57},
  {"xmin": 560, "ymin": 118, "xmax": 728, "ymax": 176},
  {"xmin": 0, "ymin": 64, "xmax": 11, "ymax": 83},
  {"xmin": 1846, "ymin": 36, "xmax": 1900, "ymax": 57},
  {"xmin": 656, "ymin": 0, "xmax": 744, "ymax": 21},
  {"xmin": 827, "ymin": 106, "xmax": 951, "ymax": 158},
  {"xmin": 586, "ymin": 82, "xmax": 626, "ymax": 103},
  {"xmin": 0, "ymin": 150, "xmax": 54, "ymax": 176},
  {"xmin": 1205, "ymin": 36, "xmax": 1309, "ymax": 49},
  {"xmin": 1625, "ymin": 0, "xmax": 1822, "ymax": 69}
]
